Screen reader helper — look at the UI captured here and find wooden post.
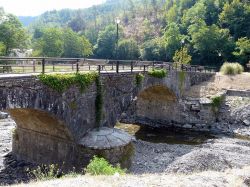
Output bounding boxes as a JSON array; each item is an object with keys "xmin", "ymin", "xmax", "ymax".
[
  {"xmin": 98, "ymin": 65, "xmax": 101, "ymax": 74},
  {"xmin": 131, "ymin": 61, "xmax": 133, "ymax": 73},
  {"xmin": 53, "ymin": 62, "xmax": 55, "ymax": 72},
  {"xmin": 116, "ymin": 61, "xmax": 119, "ymax": 73},
  {"xmin": 42, "ymin": 58, "xmax": 45, "ymax": 74},
  {"xmin": 143, "ymin": 65, "xmax": 146, "ymax": 73},
  {"xmin": 33, "ymin": 61, "xmax": 36, "ymax": 72},
  {"xmin": 76, "ymin": 61, "xmax": 79, "ymax": 73}
]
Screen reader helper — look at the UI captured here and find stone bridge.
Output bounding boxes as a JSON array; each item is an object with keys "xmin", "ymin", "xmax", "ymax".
[{"xmin": 0, "ymin": 70, "xmax": 214, "ymax": 169}]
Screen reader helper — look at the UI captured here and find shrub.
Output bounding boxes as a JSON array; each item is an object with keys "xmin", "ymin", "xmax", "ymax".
[
  {"xmin": 148, "ymin": 68, "xmax": 167, "ymax": 78},
  {"xmin": 220, "ymin": 62, "xmax": 244, "ymax": 75},
  {"xmin": 85, "ymin": 156, "xmax": 126, "ymax": 176}
]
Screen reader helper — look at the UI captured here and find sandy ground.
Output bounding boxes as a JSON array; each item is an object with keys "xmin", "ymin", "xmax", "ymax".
[{"xmin": 185, "ymin": 73, "xmax": 250, "ymax": 98}]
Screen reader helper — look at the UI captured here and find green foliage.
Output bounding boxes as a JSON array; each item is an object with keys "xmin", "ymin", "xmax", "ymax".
[
  {"xmin": 164, "ymin": 23, "xmax": 183, "ymax": 61},
  {"xmin": 0, "ymin": 42, "xmax": 6, "ymax": 56},
  {"xmin": 94, "ymin": 25, "xmax": 120, "ymax": 59},
  {"xmin": 36, "ymin": 27, "xmax": 64, "ymax": 57},
  {"xmin": 0, "ymin": 13, "xmax": 29, "ymax": 55},
  {"xmin": 33, "ymin": 27, "xmax": 93, "ymax": 57},
  {"xmin": 117, "ymin": 39, "xmax": 140, "ymax": 60},
  {"xmin": 135, "ymin": 73, "xmax": 144, "ymax": 86},
  {"xmin": 188, "ymin": 23, "xmax": 234, "ymax": 65},
  {"xmin": 141, "ymin": 37, "xmax": 166, "ymax": 61},
  {"xmin": 220, "ymin": 62, "xmax": 244, "ymax": 75},
  {"xmin": 148, "ymin": 68, "xmax": 167, "ymax": 78},
  {"xmin": 85, "ymin": 156, "xmax": 126, "ymax": 176},
  {"xmin": 95, "ymin": 76, "xmax": 103, "ymax": 127},
  {"xmin": 211, "ymin": 95, "xmax": 224, "ymax": 114},
  {"xmin": 38, "ymin": 72, "xmax": 98, "ymax": 93},
  {"xmin": 233, "ymin": 37, "xmax": 250, "ymax": 64},
  {"xmin": 219, "ymin": 0, "xmax": 250, "ymax": 39},
  {"xmin": 173, "ymin": 47, "xmax": 192, "ymax": 64}
]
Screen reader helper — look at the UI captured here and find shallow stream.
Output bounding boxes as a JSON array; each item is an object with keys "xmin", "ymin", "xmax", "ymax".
[{"xmin": 115, "ymin": 123, "xmax": 215, "ymax": 145}]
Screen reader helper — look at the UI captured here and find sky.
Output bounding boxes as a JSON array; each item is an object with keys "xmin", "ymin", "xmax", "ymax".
[{"xmin": 0, "ymin": 0, "xmax": 105, "ymax": 16}]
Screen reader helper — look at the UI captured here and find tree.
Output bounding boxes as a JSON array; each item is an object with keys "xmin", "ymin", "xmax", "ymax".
[
  {"xmin": 94, "ymin": 25, "xmax": 118, "ymax": 59},
  {"xmin": 189, "ymin": 23, "xmax": 234, "ymax": 65},
  {"xmin": 141, "ymin": 37, "xmax": 166, "ymax": 61},
  {"xmin": 233, "ymin": 37, "xmax": 250, "ymax": 64},
  {"xmin": 0, "ymin": 42, "xmax": 6, "ymax": 56},
  {"xmin": 0, "ymin": 13, "xmax": 29, "ymax": 55},
  {"xmin": 164, "ymin": 23, "xmax": 183, "ymax": 61},
  {"xmin": 117, "ymin": 39, "xmax": 140, "ymax": 60},
  {"xmin": 173, "ymin": 47, "xmax": 192, "ymax": 64},
  {"xmin": 38, "ymin": 28, "xmax": 63, "ymax": 57},
  {"xmin": 62, "ymin": 28, "xmax": 84, "ymax": 58},
  {"xmin": 219, "ymin": 0, "xmax": 250, "ymax": 39},
  {"xmin": 81, "ymin": 36, "xmax": 93, "ymax": 57}
]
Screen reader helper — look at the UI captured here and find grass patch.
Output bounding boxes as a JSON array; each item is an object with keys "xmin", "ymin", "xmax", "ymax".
[
  {"xmin": 38, "ymin": 72, "xmax": 98, "ymax": 93},
  {"xmin": 148, "ymin": 68, "xmax": 167, "ymax": 78},
  {"xmin": 135, "ymin": 73, "xmax": 144, "ymax": 86},
  {"xmin": 220, "ymin": 62, "xmax": 244, "ymax": 75},
  {"xmin": 85, "ymin": 156, "xmax": 126, "ymax": 176}
]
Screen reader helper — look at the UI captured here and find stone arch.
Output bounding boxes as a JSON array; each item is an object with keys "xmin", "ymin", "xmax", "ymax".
[
  {"xmin": 136, "ymin": 85, "xmax": 182, "ymax": 125},
  {"xmin": 8, "ymin": 109, "xmax": 77, "ymax": 166}
]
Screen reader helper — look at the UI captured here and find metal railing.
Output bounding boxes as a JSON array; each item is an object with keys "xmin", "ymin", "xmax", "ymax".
[{"xmin": 0, "ymin": 57, "xmax": 217, "ymax": 75}]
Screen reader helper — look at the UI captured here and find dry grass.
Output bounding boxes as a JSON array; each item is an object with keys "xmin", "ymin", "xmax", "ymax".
[
  {"xmin": 185, "ymin": 73, "xmax": 250, "ymax": 98},
  {"xmin": 12, "ymin": 166, "xmax": 250, "ymax": 187}
]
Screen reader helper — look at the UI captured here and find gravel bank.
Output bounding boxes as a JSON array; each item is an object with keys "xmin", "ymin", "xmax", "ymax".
[{"xmin": 1, "ymin": 118, "xmax": 250, "ymax": 186}]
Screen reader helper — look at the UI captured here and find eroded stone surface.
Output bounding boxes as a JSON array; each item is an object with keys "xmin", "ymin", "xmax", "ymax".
[{"xmin": 79, "ymin": 127, "xmax": 134, "ymax": 149}]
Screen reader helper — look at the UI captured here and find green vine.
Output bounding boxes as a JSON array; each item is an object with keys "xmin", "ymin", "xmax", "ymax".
[
  {"xmin": 148, "ymin": 68, "xmax": 167, "ymax": 78},
  {"xmin": 178, "ymin": 71, "xmax": 186, "ymax": 95},
  {"xmin": 135, "ymin": 73, "xmax": 144, "ymax": 86},
  {"xmin": 95, "ymin": 75, "xmax": 103, "ymax": 128},
  {"xmin": 38, "ymin": 72, "xmax": 98, "ymax": 93}
]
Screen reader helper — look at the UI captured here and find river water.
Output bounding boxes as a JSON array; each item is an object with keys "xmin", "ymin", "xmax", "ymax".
[{"xmin": 115, "ymin": 123, "xmax": 215, "ymax": 145}]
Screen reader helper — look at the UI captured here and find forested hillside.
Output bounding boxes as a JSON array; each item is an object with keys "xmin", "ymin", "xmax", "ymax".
[{"xmin": 2, "ymin": 0, "xmax": 250, "ymax": 67}]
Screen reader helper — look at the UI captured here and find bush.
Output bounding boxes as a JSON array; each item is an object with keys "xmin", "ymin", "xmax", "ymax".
[
  {"xmin": 148, "ymin": 68, "xmax": 167, "ymax": 78},
  {"xmin": 85, "ymin": 156, "xmax": 126, "ymax": 176},
  {"xmin": 220, "ymin": 62, "xmax": 244, "ymax": 75}
]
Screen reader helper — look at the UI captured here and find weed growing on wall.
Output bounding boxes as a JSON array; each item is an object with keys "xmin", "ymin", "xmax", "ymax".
[
  {"xmin": 135, "ymin": 73, "xmax": 144, "ymax": 86},
  {"xmin": 38, "ymin": 72, "xmax": 98, "ymax": 93},
  {"xmin": 211, "ymin": 95, "xmax": 224, "ymax": 115},
  {"xmin": 85, "ymin": 156, "xmax": 126, "ymax": 175},
  {"xmin": 148, "ymin": 68, "xmax": 167, "ymax": 78}
]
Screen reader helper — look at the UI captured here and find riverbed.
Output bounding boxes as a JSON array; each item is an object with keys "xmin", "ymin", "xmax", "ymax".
[{"xmin": 1, "ymin": 118, "xmax": 250, "ymax": 185}]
